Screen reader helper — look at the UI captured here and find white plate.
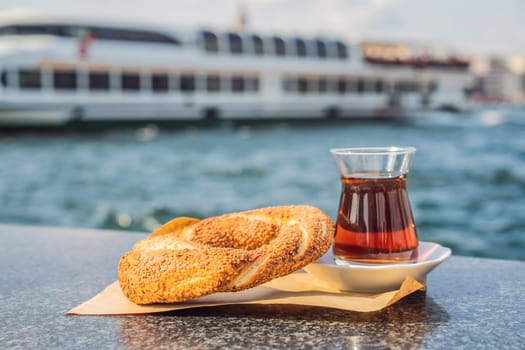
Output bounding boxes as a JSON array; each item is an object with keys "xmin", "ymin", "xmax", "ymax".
[{"xmin": 303, "ymin": 241, "xmax": 451, "ymax": 293}]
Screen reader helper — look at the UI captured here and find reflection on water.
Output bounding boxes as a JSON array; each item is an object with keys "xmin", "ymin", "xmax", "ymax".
[{"xmin": 118, "ymin": 293, "xmax": 449, "ymax": 349}]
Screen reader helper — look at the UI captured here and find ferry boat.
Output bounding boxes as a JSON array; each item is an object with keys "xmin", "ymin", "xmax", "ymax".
[{"xmin": 0, "ymin": 11, "xmax": 473, "ymax": 127}]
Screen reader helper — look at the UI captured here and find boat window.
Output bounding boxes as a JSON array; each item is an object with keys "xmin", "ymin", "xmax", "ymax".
[
  {"xmin": 337, "ymin": 78, "xmax": 346, "ymax": 93},
  {"xmin": 251, "ymin": 35, "xmax": 264, "ymax": 55},
  {"xmin": 89, "ymin": 72, "xmax": 110, "ymax": 90},
  {"xmin": 306, "ymin": 78, "xmax": 318, "ymax": 93},
  {"xmin": 121, "ymin": 73, "xmax": 140, "ymax": 91},
  {"xmin": 54, "ymin": 70, "xmax": 77, "ymax": 90},
  {"xmin": 231, "ymin": 76, "xmax": 244, "ymax": 92},
  {"xmin": 18, "ymin": 69, "xmax": 41, "ymax": 89},
  {"xmin": 395, "ymin": 81, "xmax": 420, "ymax": 93},
  {"xmin": 298, "ymin": 77, "xmax": 308, "ymax": 93},
  {"xmin": 0, "ymin": 25, "xmax": 54, "ymax": 36},
  {"xmin": 357, "ymin": 79, "xmax": 365, "ymax": 93},
  {"xmin": 315, "ymin": 40, "xmax": 327, "ymax": 58},
  {"xmin": 294, "ymin": 38, "xmax": 307, "ymax": 57},
  {"xmin": 0, "ymin": 70, "xmax": 7, "ymax": 87},
  {"xmin": 428, "ymin": 81, "xmax": 438, "ymax": 92},
  {"xmin": 0, "ymin": 26, "xmax": 12, "ymax": 35},
  {"xmin": 201, "ymin": 31, "xmax": 219, "ymax": 53},
  {"xmin": 152, "ymin": 74, "xmax": 169, "ymax": 92},
  {"xmin": 206, "ymin": 75, "xmax": 221, "ymax": 92},
  {"xmin": 375, "ymin": 80, "xmax": 384, "ymax": 93},
  {"xmin": 318, "ymin": 78, "xmax": 327, "ymax": 93},
  {"xmin": 335, "ymin": 41, "xmax": 348, "ymax": 59},
  {"xmin": 228, "ymin": 33, "xmax": 243, "ymax": 54},
  {"xmin": 180, "ymin": 74, "xmax": 195, "ymax": 92},
  {"xmin": 90, "ymin": 26, "xmax": 180, "ymax": 45},
  {"xmin": 245, "ymin": 77, "xmax": 259, "ymax": 92},
  {"xmin": 0, "ymin": 24, "xmax": 180, "ymax": 45},
  {"xmin": 273, "ymin": 37, "xmax": 286, "ymax": 56}
]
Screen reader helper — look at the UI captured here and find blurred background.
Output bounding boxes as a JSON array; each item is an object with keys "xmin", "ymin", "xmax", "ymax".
[{"xmin": 0, "ymin": 0, "xmax": 524, "ymax": 261}]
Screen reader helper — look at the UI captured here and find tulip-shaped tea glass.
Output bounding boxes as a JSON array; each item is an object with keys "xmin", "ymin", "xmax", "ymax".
[{"xmin": 330, "ymin": 147, "xmax": 419, "ymax": 265}]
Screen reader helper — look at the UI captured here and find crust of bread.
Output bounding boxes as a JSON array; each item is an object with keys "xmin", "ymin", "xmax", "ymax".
[{"xmin": 118, "ymin": 205, "xmax": 334, "ymax": 304}]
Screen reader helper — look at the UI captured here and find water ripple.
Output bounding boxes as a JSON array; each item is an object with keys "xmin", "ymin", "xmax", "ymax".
[{"xmin": 1, "ymin": 108, "xmax": 524, "ymax": 260}]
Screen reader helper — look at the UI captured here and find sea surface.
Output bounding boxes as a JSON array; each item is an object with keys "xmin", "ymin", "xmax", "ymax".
[{"xmin": 1, "ymin": 107, "xmax": 524, "ymax": 260}]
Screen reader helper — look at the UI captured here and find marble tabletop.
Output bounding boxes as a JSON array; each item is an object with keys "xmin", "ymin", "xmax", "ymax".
[{"xmin": 1, "ymin": 223, "xmax": 524, "ymax": 349}]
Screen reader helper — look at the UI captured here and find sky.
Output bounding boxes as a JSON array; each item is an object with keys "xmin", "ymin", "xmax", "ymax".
[{"xmin": 1, "ymin": 0, "xmax": 524, "ymax": 58}]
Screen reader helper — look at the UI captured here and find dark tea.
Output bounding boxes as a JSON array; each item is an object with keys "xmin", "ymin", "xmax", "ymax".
[{"xmin": 334, "ymin": 174, "xmax": 419, "ymax": 264}]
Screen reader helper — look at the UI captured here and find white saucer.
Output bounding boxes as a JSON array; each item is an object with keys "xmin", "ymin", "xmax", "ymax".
[{"xmin": 303, "ymin": 241, "xmax": 451, "ymax": 293}]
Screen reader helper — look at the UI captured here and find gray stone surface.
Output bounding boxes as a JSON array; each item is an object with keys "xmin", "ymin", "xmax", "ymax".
[{"xmin": 1, "ymin": 223, "xmax": 524, "ymax": 349}]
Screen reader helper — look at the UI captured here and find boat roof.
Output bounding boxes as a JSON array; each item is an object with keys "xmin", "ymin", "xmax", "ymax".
[{"xmin": 0, "ymin": 8, "xmax": 349, "ymax": 46}]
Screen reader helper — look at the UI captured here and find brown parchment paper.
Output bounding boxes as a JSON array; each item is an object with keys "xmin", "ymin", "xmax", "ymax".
[{"xmin": 67, "ymin": 272, "xmax": 425, "ymax": 315}]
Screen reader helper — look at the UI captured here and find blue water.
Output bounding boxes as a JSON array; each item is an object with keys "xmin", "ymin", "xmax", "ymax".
[{"xmin": 1, "ymin": 107, "xmax": 524, "ymax": 260}]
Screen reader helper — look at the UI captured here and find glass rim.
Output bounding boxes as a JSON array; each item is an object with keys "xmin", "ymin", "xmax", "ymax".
[{"xmin": 329, "ymin": 146, "xmax": 416, "ymax": 156}]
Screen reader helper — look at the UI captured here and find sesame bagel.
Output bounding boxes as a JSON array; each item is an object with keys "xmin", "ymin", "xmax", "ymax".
[{"xmin": 118, "ymin": 205, "xmax": 334, "ymax": 304}]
